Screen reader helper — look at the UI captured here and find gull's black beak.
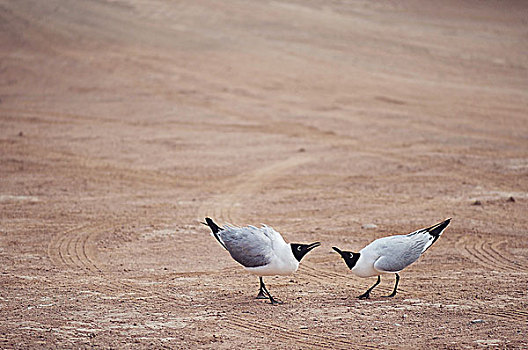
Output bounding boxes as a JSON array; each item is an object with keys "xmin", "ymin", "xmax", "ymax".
[
  {"xmin": 307, "ymin": 242, "xmax": 321, "ymax": 251},
  {"xmin": 332, "ymin": 246, "xmax": 343, "ymax": 255}
]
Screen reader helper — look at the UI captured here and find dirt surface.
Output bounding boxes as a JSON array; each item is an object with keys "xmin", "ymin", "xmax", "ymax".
[{"xmin": 1, "ymin": 0, "xmax": 527, "ymax": 348}]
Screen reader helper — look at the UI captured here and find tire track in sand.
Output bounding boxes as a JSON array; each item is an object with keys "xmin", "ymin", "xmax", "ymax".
[
  {"xmin": 48, "ymin": 223, "xmax": 101, "ymax": 272},
  {"xmin": 48, "ymin": 218, "xmax": 240, "ymax": 304},
  {"xmin": 472, "ymin": 308, "xmax": 528, "ymax": 323},
  {"xmin": 456, "ymin": 234, "xmax": 527, "ymax": 272},
  {"xmin": 227, "ymin": 313, "xmax": 380, "ymax": 350},
  {"xmin": 198, "ymin": 154, "xmax": 312, "ymax": 224},
  {"xmin": 48, "ymin": 221, "xmax": 187, "ymax": 304},
  {"xmin": 451, "ymin": 233, "xmax": 528, "ymax": 323}
]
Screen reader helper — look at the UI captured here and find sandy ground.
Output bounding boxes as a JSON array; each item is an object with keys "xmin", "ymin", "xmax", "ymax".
[{"xmin": 1, "ymin": 0, "xmax": 527, "ymax": 348}]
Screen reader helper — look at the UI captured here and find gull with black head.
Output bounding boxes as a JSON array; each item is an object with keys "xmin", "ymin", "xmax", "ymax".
[
  {"xmin": 202, "ymin": 217, "xmax": 320, "ymax": 304},
  {"xmin": 333, "ymin": 218, "xmax": 451, "ymax": 299}
]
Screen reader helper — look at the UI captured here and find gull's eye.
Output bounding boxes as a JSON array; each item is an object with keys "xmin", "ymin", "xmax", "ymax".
[
  {"xmin": 297, "ymin": 246, "xmax": 302, "ymax": 251},
  {"xmin": 350, "ymin": 253, "xmax": 353, "ymax": 258}
]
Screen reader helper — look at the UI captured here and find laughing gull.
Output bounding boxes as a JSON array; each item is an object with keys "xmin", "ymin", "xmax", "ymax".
[
  {"xmin": 202, "ymin": 217, "xmax": 320, "ymax": 304},
  {"xmin": 333, "ymin": 218, "xmax": 451, "ymax": 299}
]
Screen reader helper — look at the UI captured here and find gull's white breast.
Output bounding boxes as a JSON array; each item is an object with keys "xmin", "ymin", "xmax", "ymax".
[{"xmin": 246, "ymin": 242, "xmax": 298, "ymax": 276}]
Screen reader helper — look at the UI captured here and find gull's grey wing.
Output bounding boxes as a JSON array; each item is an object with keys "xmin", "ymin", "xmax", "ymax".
[
  {"xmin": 371, "ymin": 236, "xmax": 425, "ymax": 272},
  {"xmin": 219, "ymin": 226, "xmax": 273, "ymax": 268}
]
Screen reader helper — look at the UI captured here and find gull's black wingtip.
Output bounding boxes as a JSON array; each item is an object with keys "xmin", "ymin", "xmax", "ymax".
[
  {"xmin": 202, "ymin": 217, "xmax": 227, "ymax": 250},
  {"xmin": 426, "ymin": 218, "xmax": 452, "ymax": 238},
  {"xmin": 439, "ymin": 217, "xmax": 452, "ymax": 229},
  {"xmin": 203, "ymin": 217, "xmax": 222, "ymax": 233}
]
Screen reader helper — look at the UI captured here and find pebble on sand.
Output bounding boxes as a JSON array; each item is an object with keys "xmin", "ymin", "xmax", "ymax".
[{"xmin": 362, "ymin": 223, "xmax": 378, "ymax": 229}]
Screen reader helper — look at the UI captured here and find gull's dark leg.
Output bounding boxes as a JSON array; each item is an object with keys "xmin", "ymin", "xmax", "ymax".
[
  {"xmin": 383, "ymin": 273, "xmax": 400, "ymax": 298},
  {"xmin": 358, "ymin": 275, "xmax": 381, "ymax": 299},
  {"xmin": 256, "ymin": 277, "xmax": 268, "ymax": 299},
  {"xmin": 259, "ymin": 278, "xmax": 282, "ymax": 305}
]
